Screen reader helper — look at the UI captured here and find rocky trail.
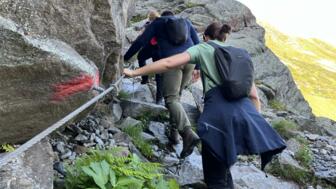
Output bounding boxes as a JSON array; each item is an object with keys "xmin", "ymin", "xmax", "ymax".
[{"xmin": 48, "ymin": 77, "xmax": 335, "ymax": 189}]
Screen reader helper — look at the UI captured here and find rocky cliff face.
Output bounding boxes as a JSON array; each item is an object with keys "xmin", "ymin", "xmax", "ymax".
[{"xmin": 0, "ymin": 0, "xmax": 132, "ymax": 143}]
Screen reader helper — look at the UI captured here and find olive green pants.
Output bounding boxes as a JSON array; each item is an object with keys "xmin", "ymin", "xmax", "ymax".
[{"xmin": 162, "ymin": 64, "xmax": 195, "ymax": 132}]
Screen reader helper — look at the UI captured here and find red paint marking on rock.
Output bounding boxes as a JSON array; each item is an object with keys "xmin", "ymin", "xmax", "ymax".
[{"xmin": 51, "ymin": 71, "xmax": 99, "ymax": 102}]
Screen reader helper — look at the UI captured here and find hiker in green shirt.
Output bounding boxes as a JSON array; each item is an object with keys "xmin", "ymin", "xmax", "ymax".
[{"xmin": 124, "ymin": 22, "xmax": 286, "ymax": 189}]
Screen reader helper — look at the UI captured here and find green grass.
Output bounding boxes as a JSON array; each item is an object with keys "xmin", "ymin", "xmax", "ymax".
[
  {"xmin": 122, "ymin": 126, "xmax": 153, "ymax": 158},
  {"xmin": 269, "ymin": 99, "xmax": 286, "ymax": 111},
  {"xmin": 267, "ymin": 162, "xmax": 315, "ymax": 186},
  {"xmin": 130, "ymin": 14, "xmax": 147, "ymax": 24},
  {"xmin": 272, "ymin": 120, "xmax": 298, "ymax": 140},
  {"xmin": 262, "ymin": 22, "xmax": 336, "ymax": 121},
  {"xmin": 294, "ymin": 145, "xmax": 312, "ymax": 168},
  {"xmin": 294, "ymin": 136, "xmax": 309, "ymax": 145},
  {"xmin": 185, "ymin": 2, "xmax": 205, "ymax": 8},
  {"xmin": 136, "ymin": 111, "xmax": 169, "ymax": 129},
  {"xmin": 292, "ymin": 136, "xmax": 313, "ymax": 169},
  {"xmin": 117, "ymin": 90, "xmax": 131, "ymax": 100}
]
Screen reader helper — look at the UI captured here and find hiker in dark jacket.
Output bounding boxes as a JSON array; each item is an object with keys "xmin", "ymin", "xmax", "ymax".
[
  {"xmin": 124, "ymin": 10, "xmax": 201, "ymax": 159},
  {"xmin": 134, "ymin": 10, "xmax": 163, "ymax": 104},
  {"xmin": 123, "ymin": 22, "xmax": 286, "ymax": 189}
]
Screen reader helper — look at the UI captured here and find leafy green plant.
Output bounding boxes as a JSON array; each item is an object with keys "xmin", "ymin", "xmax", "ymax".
[
  {"xmin": 269, "ymin": 99, "xmax": 286, "ymax": 111},
  {"xmin": 65, "ymin": 148, "xmax": 179, "ymax": 189},
  {"xmin": 0, "ymin": 144, "xmax": 15, "ymax": 152},
  {"xmin": 272, "ymin": 120, "xmax": 298, "ymax": 139},
  {"xmin": 122, "ymin": 126, "xmax": 153, "ymax": 158}
]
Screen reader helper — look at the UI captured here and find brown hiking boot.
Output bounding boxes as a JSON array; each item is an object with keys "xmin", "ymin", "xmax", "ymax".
[
  {"xmin": 168, "ymin": 128, "xmax": 180, "ymax": 145},
  {"xmin": 180, "ymin": 128, "xmax": 200, "ymax": 159}
]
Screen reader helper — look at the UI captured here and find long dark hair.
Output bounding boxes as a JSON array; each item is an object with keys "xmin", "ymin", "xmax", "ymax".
[{"xmin": 204, "ymin": 22, "xmax": 231, "ymax": 41}]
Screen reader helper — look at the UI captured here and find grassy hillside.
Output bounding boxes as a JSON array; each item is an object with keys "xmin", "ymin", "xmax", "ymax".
[{"xmin": 261, "ymin": 22, "xmax": 336, "ymax": 121}]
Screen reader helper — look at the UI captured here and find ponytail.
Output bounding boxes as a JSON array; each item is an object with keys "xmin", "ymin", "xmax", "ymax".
[{"xmin": 204, "ymin": 22, "xmax": 231, "ymax": 42}]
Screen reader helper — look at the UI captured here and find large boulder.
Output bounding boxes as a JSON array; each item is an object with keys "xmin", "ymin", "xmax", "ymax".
[
  {"xmin": 0, "ymin": 0, "xmax": 132, "ymax": 84},
  {"xmin": 0, "ymin": 0, "xmax": 132, "ymax": 144},
  {"xmin": 0, "ymin": 139, "xmax": 54, "ymax": 189}
]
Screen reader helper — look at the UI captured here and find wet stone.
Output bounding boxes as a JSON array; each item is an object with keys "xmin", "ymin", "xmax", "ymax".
[
  {"xmin": 56, "ymin": 142, "xmax": 65, "ymax": 154},
  {"xmin": 60, "ymin": 150, "xmax": 72, "ymax": 160},
  {"xmin": 75, "ymin": 134, "xmax": 88, "ymax": 142},
  {"xmin": 95, "ymin": 137, "xmax": 104, "ymax": 147}
]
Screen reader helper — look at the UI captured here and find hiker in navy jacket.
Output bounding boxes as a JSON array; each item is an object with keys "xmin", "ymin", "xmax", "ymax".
[
  {"xmin": 135, "ymin": 10, "xmax": 163, "ymax": 104},
  {"xmin": 124, "ymin": 10, "xmax": 201, "ymax": 158}
]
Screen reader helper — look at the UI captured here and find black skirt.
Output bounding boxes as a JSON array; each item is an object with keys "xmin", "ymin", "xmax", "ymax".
[{"xmin": 197, "ymin": 87, "xmax": 286, "ymax": 170}]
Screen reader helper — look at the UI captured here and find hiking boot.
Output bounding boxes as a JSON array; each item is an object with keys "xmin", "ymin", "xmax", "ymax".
[
  {"xmin": 180, "ymin": 128, "xmax": 200, "ymax": 159},
  {"xmin": 168, "ymin": 128, "xmax": 180, "ymax": 145}
]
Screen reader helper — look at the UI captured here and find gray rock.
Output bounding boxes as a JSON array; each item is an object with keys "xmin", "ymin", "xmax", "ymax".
[
  {"xmin": 100, "ymin": 130, "xmax": 110, "ymax": 141},
  {"xmin": 55, "ymin": 142, "xmax": 66, "ymax": 154},
  {"xmin": 286, "ymin": 139, "xmax": 301, "ymax": 154},
  {"xmin": 69, "ymin": 152, "xmax": 77, "ymax": 161},
  {"xmin": 173, "ymin": 143, "xmax": 184, "ymax": 157},
  {"xmin": 95, "ymin": 137, "xmax": 105, "ymax": 147},
  {"xmin": 0, "ymin": 0, "xmax": 132, "ymax": 144},
  {"xmin": 75, "ymin": 134, "xmax": 88, "ymax": 142},
  {"xmin": 0, "ymin": 16, "xmax": 97, "ymax": 144},
  {"xmin": 252, "ymin": 49, "xmax": 312, "ymax": 118},
  {"xmin": 100, "ymin": 116, "xmax": 114, "ymax": 129},
  {"xmin": 148, "ymin": 121, "xmax": 169, "ymax": 145},
  {"xmin": 89, "ymin": 133, "xmax": 96, "ymax": 142},
  {"xmin": 118, "ymin": 117, "xmax": 142, "ymax": 129},
  {"xmin": 141, "ymin": 132, "xmax": 156, "ymax": 141},
  {"xmin": 278, "ymin": 150, "xmax": 304, "ymax": 170},
  {"xmin": 83, "ymin": 143, "xmax": 96, "ymax": 148},
  {"xmin": 111, "ymin": 103, "xmax": 123, "ymax": 122},
  {"xmin": 121, "ymin": 99, "xmax": 168, "ymax": 118},
  {"xmin": 108, "ymin": 139, "xmax": 116, "ymax": 147},
  {"xmin": 125, "ymin": 27, "xmax": 140, "ymax": 44},
  {"xmin": 181, "ymin": 89, "xmax": 200, "ymax": 125},
  {"xmin": 320, "ymin": 149, "xmax": 328, "ymax": 155},
  {"xmin": 232, "ymin": 164, "xmax": 300, "ymax": 189},
  {"xmin": 53, "ymin": 162, "xmax": 66, "ymax": 176},
  {"xmin": 306, "ymin": 134, "xmax": 320, "ymax": 141},
  {"xmin": 108, "ymin": 127, "xmax": 122, "ymax": 135},
  {"xmin": 95, "ymin": 130, "xmax": 100, "ymax": 135},
  {"xmin": 121, "ymin": 79, "xmax": 155, "ymax": 103},
  {"xmin": 315, "ymin": 117, "xmax": 336, "ymax": 137},
  {"xmin": 257, "ymin": 88, "xmax": 268, "ymax": 109},
  {"xmin": 177, "ymin": 149, "xmax": 203, "ymax": 186},
  {"xmin": 257, "ymin": 84, "xmax": 276, "ymax": 100},
  {"xmin": 190, "ymin": 81, "xmax": 204, "ymax": 112},
  {"xmin": 162, "ymin": 155, "xmax": 180, "ymax": 167},
  {"xmin": 276, "ymin": 111, "xmax": 289, "ymax": 117},
  {"xmin": 60, "ymin": 150, "xmax": 72, "ymax": 160},
  {"xmin": 0, "ymin": 139, "xmax": 54, "ymax": 189}
]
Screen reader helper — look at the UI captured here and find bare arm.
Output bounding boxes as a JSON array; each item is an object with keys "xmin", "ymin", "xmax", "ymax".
[
  {"xmin": 124, "ymin": 52, "xmax": 191, "ymax": 77},
  {"xmin": 249, "ymin": 82, "xmax": 261, "ymax": 112}
]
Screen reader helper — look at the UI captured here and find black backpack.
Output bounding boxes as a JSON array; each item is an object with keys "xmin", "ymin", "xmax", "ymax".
[
  {"xmin": 204, "ymin": 41, "xmax": 254, "ymax": 100},
  {"xmin": 165, "ymin": 18, "xmax": 188, "ymax": 45}
]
